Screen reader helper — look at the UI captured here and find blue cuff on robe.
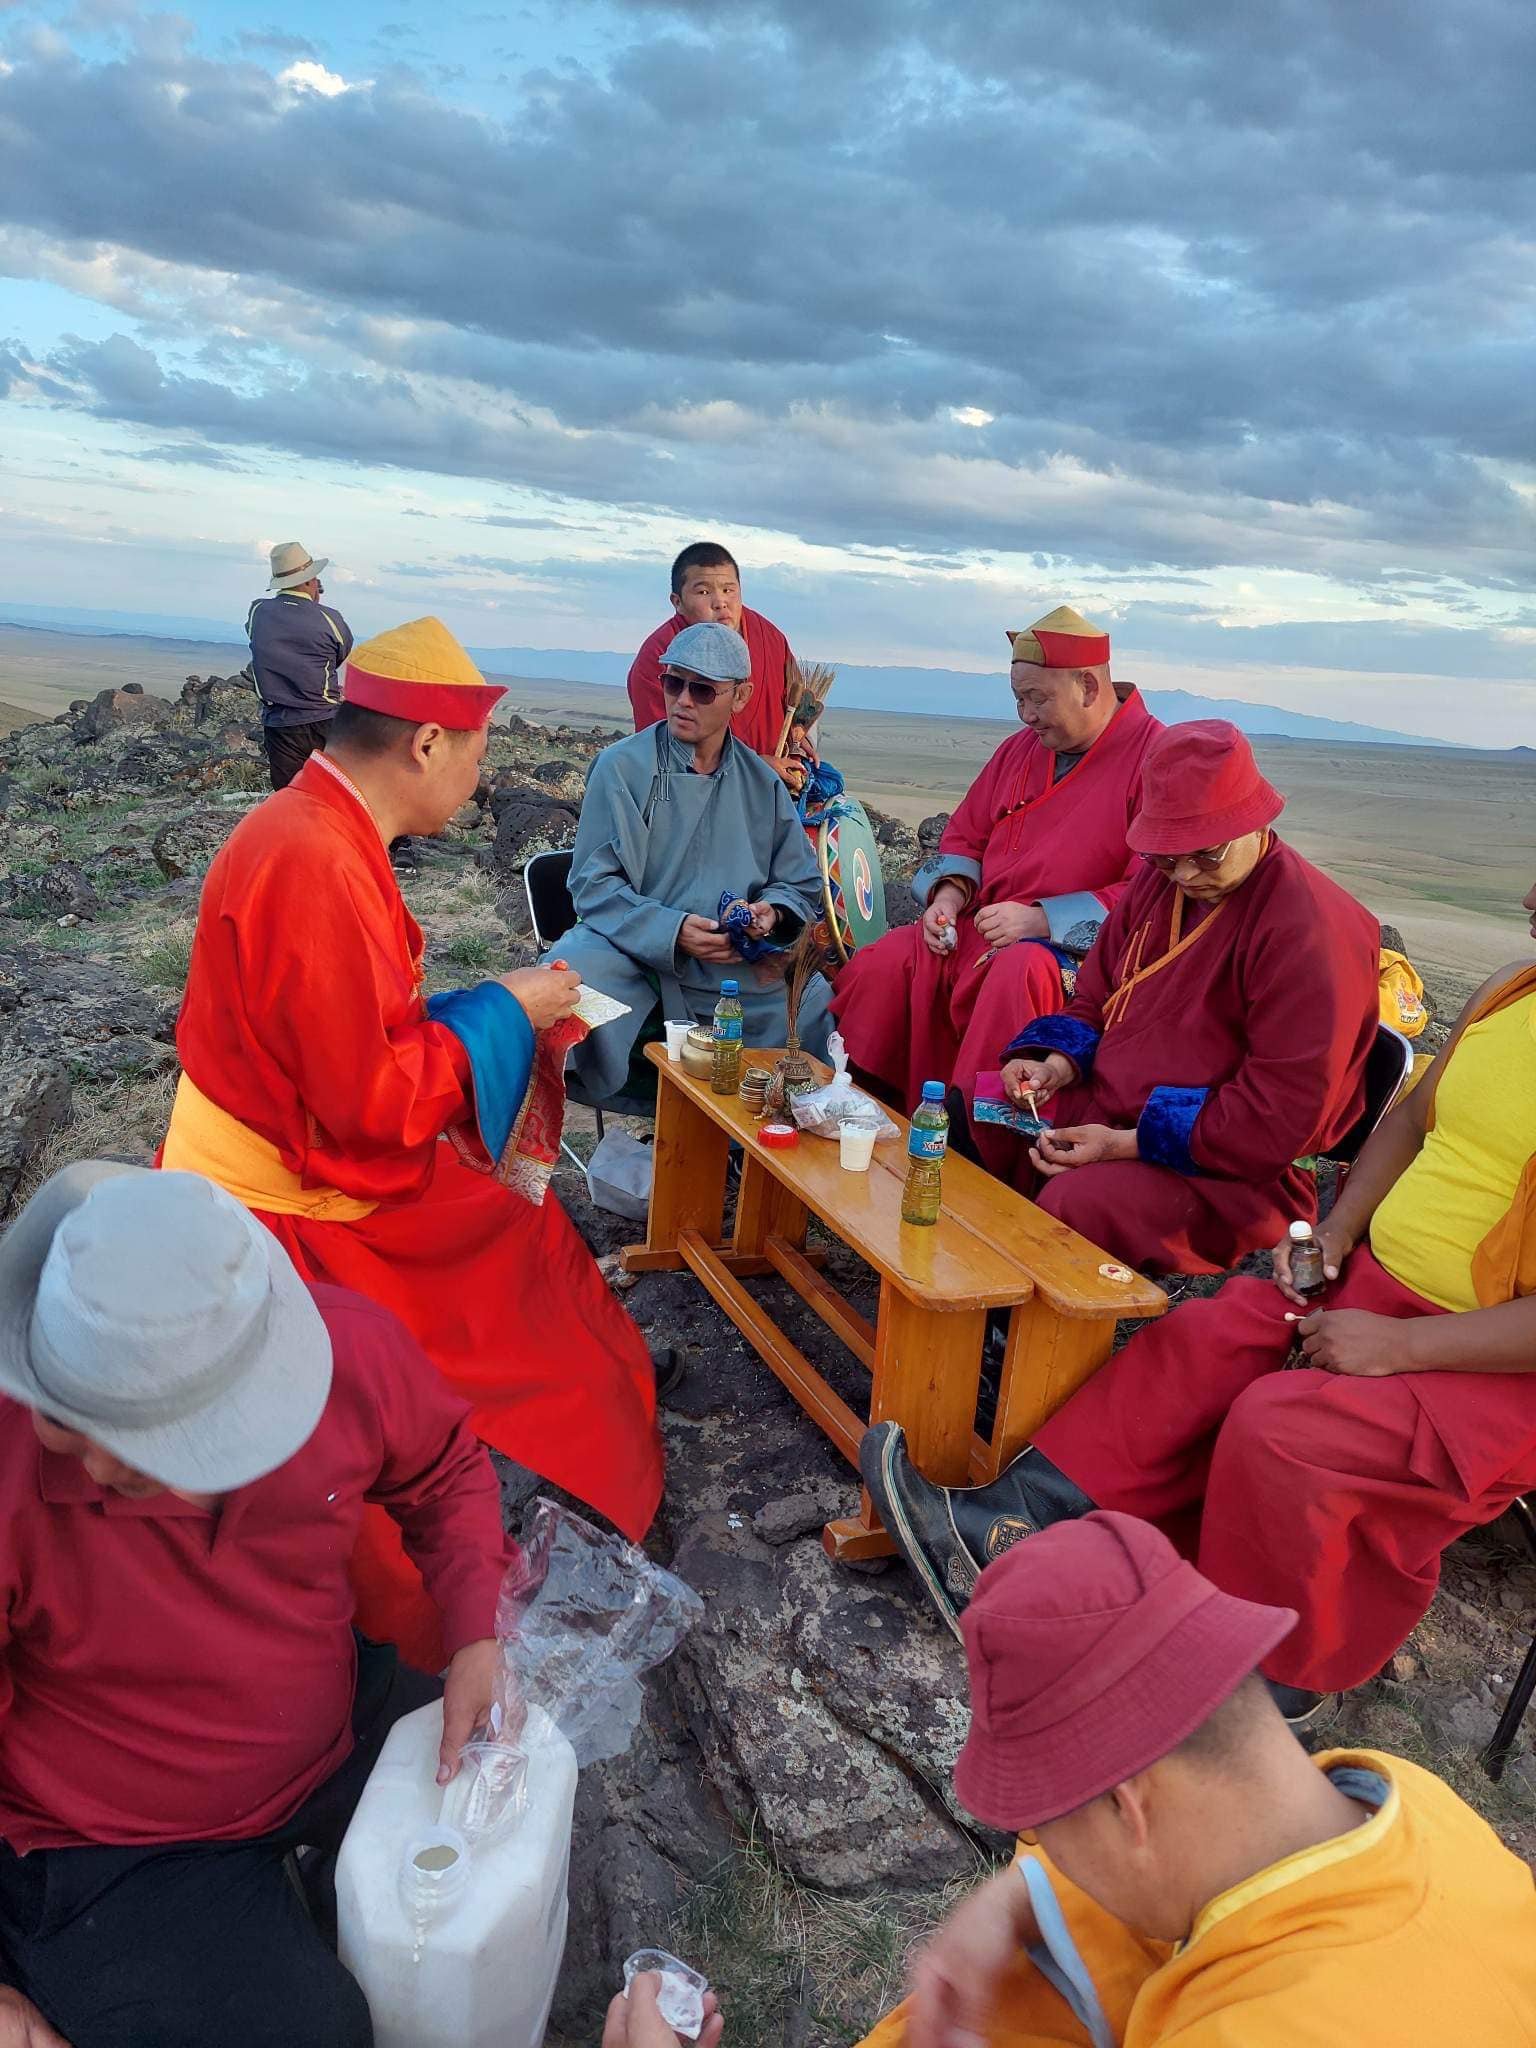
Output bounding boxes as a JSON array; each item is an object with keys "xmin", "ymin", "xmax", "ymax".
[
  {"xmin": 911, "ymin": 854, "xmax": 982, "ymax": 909},
  {"xmin": 426, "ymin": 983, "xmax": 536, "ymax": 1163},
  {"xmin": 1136, "ymin": 1084, "xmax": 1209, "ymax": 1176},
  {"xmin": 1005, "ymin": 1012, "xmax": 1102, "ymax": 1075}
]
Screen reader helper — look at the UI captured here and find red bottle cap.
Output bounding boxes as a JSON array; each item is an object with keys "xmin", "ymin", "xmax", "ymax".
[{"xmin": 757, "ymin": 1122, "xmax": 799, "ymax": 1149}]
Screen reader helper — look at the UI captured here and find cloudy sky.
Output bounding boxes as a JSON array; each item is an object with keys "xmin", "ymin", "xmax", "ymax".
[{"xmin": 2, "ymin": 0, "xmax": 1532, "ymax": 743}]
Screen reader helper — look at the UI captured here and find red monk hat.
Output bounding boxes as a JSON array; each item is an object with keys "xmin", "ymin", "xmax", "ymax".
[
  {"xmin": 344, "ymin": 617, "xmax": 506, "ymax": 731},
  {"xmin": 1126, "ymin": 719, "xmax": 1283, "ymax": 858},
  {"xmin": 953, "ymin": 1512, "xmax": 1295, "ymax": 1831},
  {"xmin": 1006, "ymin": 604, "xmax": 1110, "ymax": 669}
]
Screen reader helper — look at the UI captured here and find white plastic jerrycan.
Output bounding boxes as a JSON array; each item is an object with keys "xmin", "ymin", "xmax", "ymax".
[{"xmin": 336, "ymin": 1698, "xmax": 578, "ymax": 2048}]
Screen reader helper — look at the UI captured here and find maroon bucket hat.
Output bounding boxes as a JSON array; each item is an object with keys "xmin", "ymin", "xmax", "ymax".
[
  {"xmin": 1126, "ymin": 719, "xmax": 1283, "ymax": 858},
  {"xmin": 953, "ymin": 1512, "xmax": 1296, "ymax": 1832}
]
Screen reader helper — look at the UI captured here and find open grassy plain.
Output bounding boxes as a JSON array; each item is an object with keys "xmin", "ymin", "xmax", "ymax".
[{"xmin": 3, "ymin": 625, "xmax": 1529, "ymax": 1002}]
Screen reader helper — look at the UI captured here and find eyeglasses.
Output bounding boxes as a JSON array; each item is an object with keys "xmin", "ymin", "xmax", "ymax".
[
  {"xmin": 1143, "ymin": 841, "xmax": 1233, "ymax": 874},
  {"xmin": 661, "ymin": 673, "xmax": 727, "ymax": 705}
]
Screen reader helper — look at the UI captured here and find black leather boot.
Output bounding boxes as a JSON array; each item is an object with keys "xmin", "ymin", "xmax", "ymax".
[
  {"xmin": 1266, "ymin": 1678, "xmax": 1342, "ymax": 1749},
  {"xmin": 859, "ymin": 1421, "xmax": 1097, "ymax": 1638}
]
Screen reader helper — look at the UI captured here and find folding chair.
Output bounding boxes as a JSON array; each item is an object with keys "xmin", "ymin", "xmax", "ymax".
[
  {"xmin": 521, "ymin": 850, "xmax": 657, "ymax": 1160},
  {"xmin": 523, "ymin": 848, "xmax": 578, "ymax": 958},
  {"xmin": 1483, "ymin": 1496, "xmax": 1536, "ymax": 1781},
  {"xmin": 1322, "ymin": 1022, "xmax": 1415, "ymax": 1179}
]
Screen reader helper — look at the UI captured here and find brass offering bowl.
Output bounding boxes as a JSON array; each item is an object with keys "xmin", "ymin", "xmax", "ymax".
[{"xmin": 739, "ymin": 1066, "xmax": 771, "ymax": 1112}]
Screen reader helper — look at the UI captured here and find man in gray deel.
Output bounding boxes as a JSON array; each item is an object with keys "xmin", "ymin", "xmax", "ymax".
[{"xmin": 246, "ymin": 541, "xmax": 354, "ymax": 790}]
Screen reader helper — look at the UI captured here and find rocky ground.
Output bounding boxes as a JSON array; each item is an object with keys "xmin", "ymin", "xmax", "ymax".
[{"xmin": 1, "ymin": 675, "xmax": 1533, "ymax": 2045}]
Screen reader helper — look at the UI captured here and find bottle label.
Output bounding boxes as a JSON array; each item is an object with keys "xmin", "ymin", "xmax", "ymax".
[
  {"xmin": 908, "ymin": 1128, "xmax": 947, "ymax": 1162},
  {"xmin": 713, "ymin": 1018, "xmax": 743, "ymax": 1043}
]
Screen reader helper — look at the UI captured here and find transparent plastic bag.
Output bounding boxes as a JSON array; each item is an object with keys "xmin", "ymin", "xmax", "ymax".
[
  {"xmin": 789, "ymin": 1031, "xmax": 898, "ymax": 1142},
  {"xmin": 492, "ymin": 1500, "xmax": 704, "ymax": 1770}
]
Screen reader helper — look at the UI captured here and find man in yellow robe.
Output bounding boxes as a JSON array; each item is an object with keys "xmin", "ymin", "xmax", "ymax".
[{"xmin": 861, "ymin": 1513, "xmax": 1536, "ymax": 2048}]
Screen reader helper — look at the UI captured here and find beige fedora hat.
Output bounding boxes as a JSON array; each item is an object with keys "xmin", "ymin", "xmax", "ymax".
[
  {"xmin": 0, "ymin": 1162, "xmax": 333, "ymax": 1493},
  {"xmin": 268, "ymin": 540, "xmax": 330, "ymax": 591}
]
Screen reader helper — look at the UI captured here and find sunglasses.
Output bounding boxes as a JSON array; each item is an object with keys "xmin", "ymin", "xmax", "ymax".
[
  {"xmin": 661, "ymin": 673, "xmax": 733, "ymax": 705},
  {"xmin": 1143, "ymin": 841, "xmax": 1233, "ymax": 875}
]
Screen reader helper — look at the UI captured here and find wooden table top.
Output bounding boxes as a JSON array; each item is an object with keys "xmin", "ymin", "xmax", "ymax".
[{"xmin": 645, "ymin": 1044, "xmax": 1165, "ymax": 1323}]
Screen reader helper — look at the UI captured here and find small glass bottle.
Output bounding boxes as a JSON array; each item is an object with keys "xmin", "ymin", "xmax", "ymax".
[
  {"xmin": 710, "ymin": 979, "xmax": 744, "ymax": 1095},
  {"xmin": 1287, "ymin": 1219, "xmax": 1327, "ymax": 1298},
  {"xmin": 901, "ymin": 1081, "xmax": 949, "ymax": 1226}
]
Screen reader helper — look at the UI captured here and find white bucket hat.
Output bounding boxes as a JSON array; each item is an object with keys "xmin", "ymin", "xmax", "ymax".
[
  {"xmin": 268, "ymin": 541, "xmax": 330, "ymax": 592},
  {"xmin": 0, "ymin": 1162, "xmax": 333, "ymax": 1493}
]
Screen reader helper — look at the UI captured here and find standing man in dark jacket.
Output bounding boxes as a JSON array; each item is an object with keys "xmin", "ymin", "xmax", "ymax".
[{"xmin": 247, "ymin": 541, "xmax": 353, "ymax": 790}]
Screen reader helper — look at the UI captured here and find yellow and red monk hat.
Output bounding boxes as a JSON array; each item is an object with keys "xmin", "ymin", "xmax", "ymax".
[
  {"xmin": 1006, "ymin": 604, "xmax": 1110, "ymax": 669},
  {"xmin": 344, "ymin": 617, "xmax": 506, "ymax": 730}
]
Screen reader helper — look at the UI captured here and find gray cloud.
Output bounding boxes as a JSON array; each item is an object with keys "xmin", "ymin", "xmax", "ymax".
[
  {"xmin": 0, "ymin": 2, "xmax": 1531, "ymax": 595},
  {"xmin": 136, "ymin": 439, "xmax": 249, "ymax": 469}
]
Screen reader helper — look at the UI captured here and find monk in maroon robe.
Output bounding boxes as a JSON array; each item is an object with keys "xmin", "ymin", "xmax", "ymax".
[
  {"xmin": 832, "ymin": 606, "xmax": 1161, "ymax": 1120},
  {"xmin": 628, "ymin": 539, "xmax": 800, "ymax": 775},
  {"xmin": 1000, "ymin": 721, "xmax": 1380, "ymax": 1274},
  {"xmin": 862, "ymin": 879, "xmax": 1536, "ymax": 1730}
]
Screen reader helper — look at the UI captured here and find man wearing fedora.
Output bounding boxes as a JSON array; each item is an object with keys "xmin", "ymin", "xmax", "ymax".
[
  {"xmin": 0, "ymin": 1162, "xmax": 516, "ymax": 2048},
  {"xmin": 857, "ymin": 1514, "xmax": 1536, "ymax": 2047},
  {"xmin": 247, "ymin": 541, "xmax": 354, "ymax": 791}
]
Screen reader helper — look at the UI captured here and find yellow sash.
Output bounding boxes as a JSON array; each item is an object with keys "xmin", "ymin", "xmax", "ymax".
[{"xmin": 162, "ymin": 1073, "xmax": 378, "ymax": 1222}]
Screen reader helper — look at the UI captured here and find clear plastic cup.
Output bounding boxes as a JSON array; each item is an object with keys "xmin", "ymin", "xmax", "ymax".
[
  {"xmin": 839, "ymin": 1116, "xmax": 878, "ymax": 1172},
  {"xmin": 622, "ymin": 1950, "xmax": 708, "ymax": 2039},
  {"xmin": 663, "ymin": 1020, "xmax": 692, "ymax": 1063}
]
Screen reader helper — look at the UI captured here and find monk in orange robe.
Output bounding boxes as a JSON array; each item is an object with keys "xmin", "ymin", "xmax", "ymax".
[
  {"xmin": 165, "ymin": 617, "xmax": 663, "ymax": 1668},
  {"xmin": 858, "ymin": 1515, "xmax": 1536, "ymax": 2048}
]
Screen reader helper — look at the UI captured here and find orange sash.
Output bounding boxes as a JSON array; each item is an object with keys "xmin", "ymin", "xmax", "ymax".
[
  {"xmin": 162, "ymin": 1073, "xmax": 379, "ymax": 1221},
  {"xmin": 1442, "ymin": 963, "xmax": 1536, "ymax": 1307}
]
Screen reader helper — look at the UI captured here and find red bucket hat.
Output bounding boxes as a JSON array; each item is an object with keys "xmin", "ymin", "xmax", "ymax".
[
  {"xmin": 1126, "ymin": 720, "xmax": 1283, "ymax": 858},
  {"xmin": 953, "ymin": 1512, "xmax": 1295, "ymax": 1831}
]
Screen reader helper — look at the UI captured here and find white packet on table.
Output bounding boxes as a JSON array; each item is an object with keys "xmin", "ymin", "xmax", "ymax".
[{"xmin": 789, "ymin": 1031, "xmax": 899, "ymax": 1141}]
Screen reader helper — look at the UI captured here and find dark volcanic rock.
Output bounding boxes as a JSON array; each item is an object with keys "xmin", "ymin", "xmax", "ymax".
[
  {"xmin": 670, "ymin": 1517, "xmax": 974, "ymax": 1893},
  {"xmin": 864, "ymin": 804, "xmax": 905, "ymax": 848},
  {"xmin": 532, "ymin": 759, "xmax": 578, "ymax": 786},
  {"xmin": 485, "ymin": 797, "xmax": 582, "ymax": 878},
  {"xmin": 0, "ymin": 1059, "xmax": 71, "ymax": 1216},
  {"xmin": 0, "ymin": 862, "xmax": 101, "ymax": 922},
  {"xmin": 0, "ymin": 945, "xmax": 177, "ymax": 1082},
  {"xmin": 72, "ymin": 688, "xmax": 173, "ymax": 743},
  {"xmin": 151, "ymin": 810, "xmax": 237, "ymax": 882},
  {"xmin": 917, "ymin": 812, "xmax": 950, "ymax": 855}
]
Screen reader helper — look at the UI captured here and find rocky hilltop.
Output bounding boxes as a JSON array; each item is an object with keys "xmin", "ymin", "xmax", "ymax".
[{"xmin": 1, "ymin": 675, "xmax": 1532, "ymax": 2044}]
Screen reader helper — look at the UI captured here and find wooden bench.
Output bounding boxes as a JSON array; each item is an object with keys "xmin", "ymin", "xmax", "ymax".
[{"xmin": 622, "ymin": 1045, "xmax": 1166, "ymax": 1558}]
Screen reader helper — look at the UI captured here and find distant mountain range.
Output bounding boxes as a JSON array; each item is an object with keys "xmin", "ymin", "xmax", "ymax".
[
  {"xmin": 0, "ymin": 604, "xmax": 1458, "ymax": 750},
  {"xmin": 464, "ymin": 648, "xmax": 1454, "ymax": 750}
]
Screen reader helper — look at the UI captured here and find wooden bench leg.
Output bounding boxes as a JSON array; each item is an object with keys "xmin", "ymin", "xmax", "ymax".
[
  {"xmin": 825, "ymin": 1290, "xmax": 984, "ymax": 1560},
  {"xmin": 619, "ymin": 1075, "xmax": 729, "ymax": 1274},
  {"xmin": 732, "ymin": 1153, "xmax": 809, "ymax": 1259},
  {"xmin": 978, "ymin": 1302, "xmax": 1116, "ymax": 1481},
  {"xmin": 823, "ymin": 1487, "xmax": 898, "ymax": 1562}
]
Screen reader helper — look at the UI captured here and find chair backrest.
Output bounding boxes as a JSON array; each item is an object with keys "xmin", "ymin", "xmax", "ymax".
[
  {"xmin": 523, "ymin": 848, "xmax": 576, "ymax": 951},
  {"xmin": 1326, "ymin": 1021, "xmax": 1415, "ymax": 1166}
]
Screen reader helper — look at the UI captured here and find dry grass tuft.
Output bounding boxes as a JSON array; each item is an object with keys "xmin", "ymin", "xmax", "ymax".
[
  {"xmin": 674, "ymin": 1826, "xmax": 989, "ymax": 2046},
  {"xmin": 134, "ymin": 917, "xmax": 198, "ymax": 994},
  {"xmin": 14, "ymin": 1067, "xmax": 177, "ymax": 1210}
]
